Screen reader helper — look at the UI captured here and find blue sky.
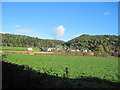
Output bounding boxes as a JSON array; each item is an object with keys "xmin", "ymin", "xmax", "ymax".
[{"xmin": 2, "ymin": 2, "xmax": 118, "ymax": 41}]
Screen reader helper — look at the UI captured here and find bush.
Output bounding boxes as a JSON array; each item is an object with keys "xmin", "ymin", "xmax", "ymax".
[
  {"xmin": 94, "ymin": 51, "xmax": 101, "ymax": 57},
  {"xmin": 66, "ymin": 51, "xmax": 75, "ymax": 56},
  {"xmin": 111, "ymin": 52, "xmax": 119, "ymax": 57},
  {"xmin": 2, "ymin": 53, "xmax": 8, "ymax": 59},
  {"xmin": 100, "ymin": 52, "xmax": 109, "ymax": 57},
  {"xmin": 118, "ymin": 53, "xmax": 120, "ymax": 57},
  {"xmin": 77, "ymin": 52, "xmax": 83, "ymax": 56},
  {"xmin": 94, "ymin": 52, "xmax": 109, "ymax": 57},
  {"xmin": 83, "ymin": 52, "xmax": 92, "ymax": 56}
]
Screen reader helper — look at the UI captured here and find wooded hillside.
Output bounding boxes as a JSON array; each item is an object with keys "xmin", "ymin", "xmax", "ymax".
[
  {"xmin": 1, "ymin": 33, "xmax": 119, "ymax": 52},
  {"xmin": 64, "ymin": 34, "xmax": 119, "ymax": 52},
  {"xmin": 1, "ymin": 33, "xmax": 64, "ymax": 48}
]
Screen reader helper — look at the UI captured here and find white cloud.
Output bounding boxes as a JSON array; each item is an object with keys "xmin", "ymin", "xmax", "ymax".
[
  {"xmin": 73, "ymin": 34, "xmax": 85, "ymax": 38},
  {"xmin": 14, "ymin": 25, "xmax": 20, "ymax": 28},
  {"xmin": 15, "ymin": 25, "xmax": 20, "ymax": 28},
  {"xmin": 104, "ymin": 12, "xmax": 110, "ymax": 15},
  {"xmin": 53, "ymin": 25, "xmax": 66, "ymax": 39},
  {"xmin": 0, "ymin": 32, "xmax": 6, "ymax": 34},
  {"xmin": 17, "ymin": 29, "xmax": 33, "ymax": 34},
  {"xmin": 73, "ymin": 34, "xmax": 81, "ymax": 38}
]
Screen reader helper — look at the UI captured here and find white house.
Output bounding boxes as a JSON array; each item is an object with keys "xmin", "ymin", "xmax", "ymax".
[
  {"xmin": 56, "ymin": 48, "xmax": 63, "ymax": 51},
  {"xmin": 45, "ymin": 48, "xmax": 54, "ymax": 52},
  {"xmin": 47, "ymin": 48, "xmax": 52, "ymax": 51},
  {"xmin": 28, "ymin": 47, "xmax": 33, "ymax": 51},
  {"xmin": 84, "ymin": 49, "xmax": 87, "ymax": 52},
  {"xmin": 71, "ymin": 49, "xmax": 75, "ymax": 52}
]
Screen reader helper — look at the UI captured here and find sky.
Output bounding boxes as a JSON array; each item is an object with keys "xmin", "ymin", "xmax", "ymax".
[
  {"xmin": 2, "ymin": 0, "xmax": 120, "ymax": 2},
  {"xmin": 2, "ymin": 2, "xmax": 118, "ymax": 42}
]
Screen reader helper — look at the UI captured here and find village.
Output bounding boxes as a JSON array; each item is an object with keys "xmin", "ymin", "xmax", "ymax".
[
  {"xmin": 27, "ymin": 47, "xmax": 90, "ymax": 52},
  {"xmin": 25, "ymin": 47, "xmax": 117, "ymax": 57}
]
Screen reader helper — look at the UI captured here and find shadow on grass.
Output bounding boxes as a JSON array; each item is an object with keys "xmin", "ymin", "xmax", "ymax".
[{"xmin": 2, "ymin": 61, "xmax": 120, "ymax": 88}]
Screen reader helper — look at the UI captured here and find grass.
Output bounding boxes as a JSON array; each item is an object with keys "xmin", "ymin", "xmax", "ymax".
[
  {"xmin": 2, "ymin": 46, "xmax": 40, "ymax": 51},
  {"xmin": 3, "ymin": 61, "xmax": 120, "ymax": 88},
  {"xmin": 3, "ymin": 53, "xmax": 119, "ymax": 82}
]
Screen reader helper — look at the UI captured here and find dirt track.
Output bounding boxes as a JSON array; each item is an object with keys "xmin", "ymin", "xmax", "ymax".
[{"xmin": 2, "ymin": 51, "xmax": 53, "ymax": 55}]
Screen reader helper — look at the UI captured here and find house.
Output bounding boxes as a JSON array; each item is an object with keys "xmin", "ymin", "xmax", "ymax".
[
  {"xmin": 80, "ymin": 49, "xmax": 88, "ymax": 52},
  {"xmin": 47, "ymin": 48, "xmax": 52, "ymax": 51},
  {"xmin": 56, "ymin": 48, "xmax": 63, "ymax": 51},
  {"xmin": 43, "ymin": 48, "xmax": 53, "ymax": 52},
  {"xmin": 76, "ymin": 49, "xmax": 80, "ymax": 51},
  {"xmin": 80, "ymin": 49, "xmax": 84, "ymax": 52},
  {"xmin": 71, "ymin": 49, "xmax": 75, "ymax": 52},
  {"xmin": 28, "ymin": 47, "xmax": 33, "ymax": 51},
  {"xmin": 84, "ymin": 49, "xmax": 87, "ymax": 52}
]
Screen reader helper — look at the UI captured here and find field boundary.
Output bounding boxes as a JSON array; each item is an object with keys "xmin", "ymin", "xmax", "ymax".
[
  {"xmin": 2, "ymin": 51, "xmax": 53, "ymax": 55},
  {"xmin": 1, "ymin": 50, "xmax": 119, "ymax": 58}
]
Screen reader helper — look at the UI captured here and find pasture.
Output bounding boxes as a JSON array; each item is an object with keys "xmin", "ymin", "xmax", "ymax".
[
  {"xmin": 3, "ymin": 53, "xmax": 119, "ymax": 82},
  {"xmin": 2, "ymin": 46, "xmax": 40, "ymax": 51}
]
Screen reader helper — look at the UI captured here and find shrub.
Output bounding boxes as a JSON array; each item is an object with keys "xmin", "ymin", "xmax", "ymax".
[
  {"xmin": 111, "ymin": 52, "xmax": 119, "ymax": 57},
  {"xmin": 100, "ymin": 52, "xmax": 109, "ymax": 57},
  {"xmin": 94, "ymin": 51, "xmax": 101, "ymax": 57},
  {"xmin": 77, "ymin": 52, "xmax": 83, "ymax": 56},
  {"xmin": 83, "ymin": 52, "xmax": 92, "ymax": 56}
]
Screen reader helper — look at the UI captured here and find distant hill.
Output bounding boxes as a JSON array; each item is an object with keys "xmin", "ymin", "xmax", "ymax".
[
  {"xmin": 64, "ymin": 34, "xmax": 119, "ymax": 52},
  {"xmin": 1, "ymin": 33, "xmax": 65, "ymax": 48},
  {"xmin": 1, "ymin": 33, "xmax": 119, "ymax": 52}
]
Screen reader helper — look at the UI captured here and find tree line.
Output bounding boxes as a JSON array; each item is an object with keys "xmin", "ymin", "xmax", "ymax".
[
  {"xmin": 1, "ymin": 33, "xmax": 119, "ymax": 53},
  {"xmin": 64, "ymin": 34, "xmax": 119, "ymax": 53},
  {"xmin": 1, "ymin": 33, "xmax": 64, "ymax": 48}
]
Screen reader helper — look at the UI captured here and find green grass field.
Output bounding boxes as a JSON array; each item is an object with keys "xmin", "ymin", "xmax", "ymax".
[
  {"xmin": 2, "ymin": 46, "xmax": 40, "ymax": 51},
  {"xmin": 3, "ymin": 54, "xmax": 119, "ymax": 82}
]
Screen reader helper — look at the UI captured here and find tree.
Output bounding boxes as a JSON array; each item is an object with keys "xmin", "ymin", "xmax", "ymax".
[
  {"xmin": 95, "ymin": 45, "xmax": 104, "ymax": 53},
  {"xmin": 115, "ymin": 47, "xmax": 119, "ymax": 52},
  {"xmin": 104, "ymin": 46, "xmax": 109, "ymax": 52}
]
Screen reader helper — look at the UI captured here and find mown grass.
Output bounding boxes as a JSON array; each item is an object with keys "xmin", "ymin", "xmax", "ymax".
[
  {"xmin": 2, "ymin": 46, "xmax": 40, "ymax": 51},
  {"xmin": 3, "ymin": 53, "xmax": 119, "ymax": 82}
]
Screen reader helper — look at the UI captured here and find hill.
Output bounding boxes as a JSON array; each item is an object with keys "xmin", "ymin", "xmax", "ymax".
[
  {"xmin": 64, "ymin": 34, "xmax": 119, "ymax": 52},
  {"xmin": 1, "ymin": 33, "xmax": 65, "ymax": 48},
  {"xmin": 1, "ymin": 33, "xmax": 119, "ymax": 53}
]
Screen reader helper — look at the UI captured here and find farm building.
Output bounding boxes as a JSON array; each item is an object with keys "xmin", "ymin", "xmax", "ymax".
[
  {"xmin": 43, "ymin": 48, "xmax": 53, "ymax": 52},
  {"xmin": 80, "ymin": 49, "xmax": 88, "ymax": 52},
  {"xmin": 84, "ymin": 49, "xmax": 87, "ymax": 52},
  {"xmin": 71, "ymin": 49, "xmax": 76, "ymax": 52},
  {"xmin": 56, "ymin": 48, "xmax": 63, "ymax": 51},
  {"xmin": 47, "ymin": 48, "xmax": 52, "ymax": 51},
  {"xmin": 28, "ymin": 47, "xmax": 33, "ymax": 51}
]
